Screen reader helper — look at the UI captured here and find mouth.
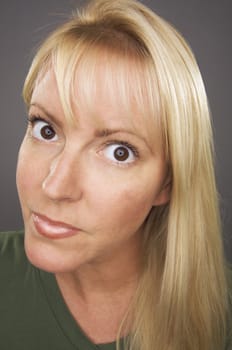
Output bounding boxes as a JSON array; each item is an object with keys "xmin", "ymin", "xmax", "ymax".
[{"xmin": 32, "ymin": 212, "xmax": 80, "ymax": 239}]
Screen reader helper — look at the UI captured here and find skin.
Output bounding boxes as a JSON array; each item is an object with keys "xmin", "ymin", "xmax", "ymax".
[{"xmin": 16, "ymin": 67, "xmax": 169, "ymax": 342}]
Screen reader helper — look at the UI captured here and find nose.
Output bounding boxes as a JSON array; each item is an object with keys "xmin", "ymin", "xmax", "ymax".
[{"xmin": 42, "ymin": 150, "xmax": 83, "ymax": 202}]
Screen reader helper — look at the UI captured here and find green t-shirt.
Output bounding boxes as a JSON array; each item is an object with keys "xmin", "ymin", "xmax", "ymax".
[
  {"xmin": 0, "ymin": 231, "xmax": 118, "ymax": 350},
  {"xmin": 0, "ymin": 231, "xmax": 231, "ymax": 349}
]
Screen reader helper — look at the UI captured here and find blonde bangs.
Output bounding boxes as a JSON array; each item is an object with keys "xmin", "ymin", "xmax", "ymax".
[{"xmin": 53, "ymin": 34, "xmax": 163, "ymax": 148}]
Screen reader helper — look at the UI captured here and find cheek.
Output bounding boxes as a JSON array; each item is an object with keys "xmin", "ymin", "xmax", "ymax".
[
  {"xmin": 118, "ymin": 186, "xmax": 154, "ymax": 221},
  {"xmin": 89, "ymin": 162, "xmax": 166, "ymax": 234},
  {"xmin": 16, "ymin": 142, "xmax": 44, "ymax": 199},
  {"xmin": 92, "ymin": 177, "xmax": 156, "ymax": 230},
  {"xmin": 16, "ymin": 144, "xmax": 30, "ymax": 194}
]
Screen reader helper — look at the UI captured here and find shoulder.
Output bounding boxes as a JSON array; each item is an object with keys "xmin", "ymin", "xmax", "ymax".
[
  {"xmin": 225, "ymin": 264, "xmax": 232, "ymax": 349},
  {"xmin": 0, "ymin": 230, "xmax": 28, "ymax": 276},
  {"xmin": 0, "ymin": 230, "xmax": 24, "ymax": 248},
  {"xmin": 0, "ymin": 230, "xmax": 25, "ymax": 258}
]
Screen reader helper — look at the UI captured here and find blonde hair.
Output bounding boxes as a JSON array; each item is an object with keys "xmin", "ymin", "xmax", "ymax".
[{"xmin": 23, "ymin": 0, "xmax": 229, "ymax": 349}]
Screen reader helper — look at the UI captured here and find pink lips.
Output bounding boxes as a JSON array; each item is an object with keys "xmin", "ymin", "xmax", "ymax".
[{"xmin": 32, "ymin": 213, "xmax": 80, "ymax": 239}]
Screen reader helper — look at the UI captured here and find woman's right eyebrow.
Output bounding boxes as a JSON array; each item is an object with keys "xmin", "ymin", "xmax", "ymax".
[{"xmin": 29, "ymin": 102, "xmax": 60, "ymax": 126}]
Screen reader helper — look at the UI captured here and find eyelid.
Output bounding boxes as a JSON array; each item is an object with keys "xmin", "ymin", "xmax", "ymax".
[
  {"xmin": 103, "ymin": 139, "xmax": 140, "ymax": 157},
  {"xmin": 27, "ymin": 114, "xmax": 58, "ymax": 142},
  {"xmin": 27, "ymin": 115, "xmax": 53, "ymax": 128},
  {"xmin": 99, "ymin": 140, "xmax": 139, "ymax": 167}
]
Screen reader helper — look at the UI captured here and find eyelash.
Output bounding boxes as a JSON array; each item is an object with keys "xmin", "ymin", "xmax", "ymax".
[
  {"xmin": 27, "ymin": 115, "xmax": 53, "ymax": 128},
  {"xmin": 103, "ymin": 140, "xmax": 139, "ymax": 158}
]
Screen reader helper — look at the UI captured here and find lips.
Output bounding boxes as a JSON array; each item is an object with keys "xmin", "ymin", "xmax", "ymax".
[{"xmin": 32, "ymin": 212, "xmax": 80, "ymax": 239}]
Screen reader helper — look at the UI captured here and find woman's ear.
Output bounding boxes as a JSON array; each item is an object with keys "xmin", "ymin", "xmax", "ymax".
[{"xmin": 152, "ymin": 175, "xmax": 172, "ymax": 206}]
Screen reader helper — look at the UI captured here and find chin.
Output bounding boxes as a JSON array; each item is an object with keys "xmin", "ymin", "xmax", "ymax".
[{"xmin": 24, "ymin": 233, "xmax": 80, "ymax": 274}]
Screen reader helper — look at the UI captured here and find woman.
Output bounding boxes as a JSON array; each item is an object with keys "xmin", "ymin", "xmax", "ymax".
[{"xmin": 0, "ymin": 0, "xmax": 231, "ymax": 349}]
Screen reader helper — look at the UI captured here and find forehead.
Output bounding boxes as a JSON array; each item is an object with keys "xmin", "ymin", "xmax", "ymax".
[{"xmin": 73, "ymin": 52, "xmax": 148, "ymax": 128}]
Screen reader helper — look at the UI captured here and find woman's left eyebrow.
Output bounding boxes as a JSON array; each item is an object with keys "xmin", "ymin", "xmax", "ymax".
[
  {"xmin": 95, "ymin": 128, "xmax": 127, "ymax": 137},
  {"xmin": 95, "ymin": 128, "xmax": 148, "ymax": 145}
]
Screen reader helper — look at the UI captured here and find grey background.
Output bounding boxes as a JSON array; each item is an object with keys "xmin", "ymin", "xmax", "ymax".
[{"xmin": 0, "ymin": 0, "xmax": 231, "ymax": 261}]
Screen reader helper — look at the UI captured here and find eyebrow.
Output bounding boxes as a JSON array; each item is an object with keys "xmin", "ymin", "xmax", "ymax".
[
  {"xmin": 29, "ymin": 103, "xmax": 61, "ymax": 127},
  {"xmin": 95, "ymin": 128, "xmax": 136, "ymax": 138}
]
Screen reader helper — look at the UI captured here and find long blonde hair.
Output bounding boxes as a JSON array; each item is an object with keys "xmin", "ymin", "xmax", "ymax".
[{"xmin": 23, "ymin": 0, "xmax": 229, "ymax": 349}]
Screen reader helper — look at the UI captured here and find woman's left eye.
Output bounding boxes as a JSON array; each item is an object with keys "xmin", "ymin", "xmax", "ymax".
[
  {"xmin": 29, "ymin": 119, "xmax": 58, "ymax": 141},
  {"xmin": 101, "ymin": 143, "xmax": 138, "ymax": 164}
]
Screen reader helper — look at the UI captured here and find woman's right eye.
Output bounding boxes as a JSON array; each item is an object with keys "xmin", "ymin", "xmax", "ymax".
[{"xmin": 28, "ymin": 118, "xmax": 58, "ymax": 142}]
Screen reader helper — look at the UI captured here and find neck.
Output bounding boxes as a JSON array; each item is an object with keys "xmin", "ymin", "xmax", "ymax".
[
  {"xmin": 54, "ymin": 237, "xmax": 142, "ymax": 343},
  {"xmin": 55, "ymin": 237, "xmax": 142, "ymax": 302}
]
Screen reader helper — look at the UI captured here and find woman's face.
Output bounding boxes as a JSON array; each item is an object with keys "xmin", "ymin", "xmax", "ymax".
[{"xmin": 16, "ymin": 67, "xmax": 169, "ymax": 274}]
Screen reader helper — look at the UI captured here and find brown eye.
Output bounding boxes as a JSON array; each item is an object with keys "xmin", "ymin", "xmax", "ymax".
[
  {"xmin": 41, "ymin": 125, "xmax": 55, "ymax": 140},
  {"xmin": 102, "ymin": 143, "xmax": 137, "ymax": 164},
  {"xmin": 31, "ymin": 120, "xmax": 58, "ymax": 141},
  {"xmin": 114, "ymin": 146, "xmax": 129, "ymax": 161}
]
